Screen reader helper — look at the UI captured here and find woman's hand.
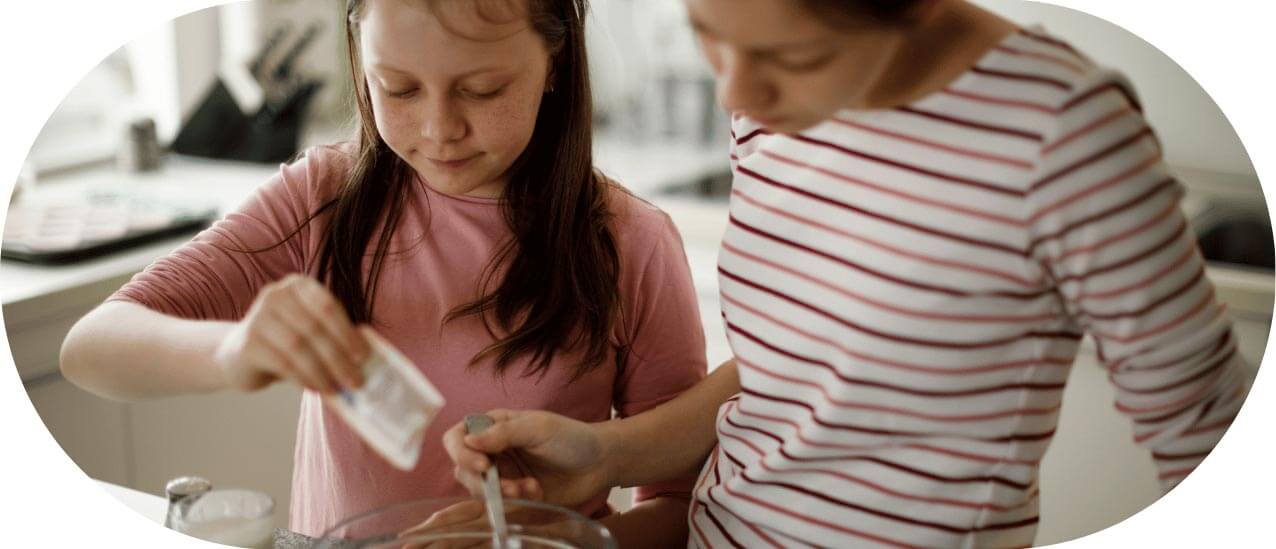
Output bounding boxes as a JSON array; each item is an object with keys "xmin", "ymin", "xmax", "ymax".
[
  {"xmin": 213, "ymin": 274, "xmax": 370, "ymax": 394},
  {"xmin": 442, "ymin": 410, "xmax": 616, "ymax": 508}
]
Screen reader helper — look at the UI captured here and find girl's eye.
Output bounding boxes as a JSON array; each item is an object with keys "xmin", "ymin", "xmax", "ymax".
[
  {"xmin": 387, "ymin": 87, "xmax": 418, "ymax": 99},
  {"xmin": 460, "ymin": 86, "xmax": 505, "ymax": 100}
]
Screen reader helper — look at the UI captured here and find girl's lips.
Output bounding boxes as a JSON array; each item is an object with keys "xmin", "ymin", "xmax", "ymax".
[{"xmin": 427, "ymin": 154, "xmax": 478, "ymax": 170}]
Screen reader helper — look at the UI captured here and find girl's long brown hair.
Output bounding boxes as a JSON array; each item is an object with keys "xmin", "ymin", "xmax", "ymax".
[{"xmin": 318, "ymin": 0, "xmax": 621, "ymax": 380}]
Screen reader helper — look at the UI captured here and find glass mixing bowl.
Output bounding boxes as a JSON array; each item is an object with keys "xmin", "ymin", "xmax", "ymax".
[{"xmin": 310, "ymin": 497, "xmax": 616, "ymax": 549}]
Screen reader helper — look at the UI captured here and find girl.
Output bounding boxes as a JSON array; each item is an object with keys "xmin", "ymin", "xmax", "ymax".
[
  {"xmin": 445, "ymin": 0, "xmax": 1252, "ymax": 547},
  {"xmin": 59, "ymin": 0, "xmax": 704, "ymax": 544}
]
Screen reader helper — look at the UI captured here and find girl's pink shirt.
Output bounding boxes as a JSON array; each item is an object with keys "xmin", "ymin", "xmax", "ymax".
[{"xmin": 109, "ymin": 144, "xmax": 708, "ymax": 536}]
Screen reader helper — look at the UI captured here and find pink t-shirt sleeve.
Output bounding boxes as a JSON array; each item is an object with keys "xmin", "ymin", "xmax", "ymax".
[
  {"xmin": 612, "ymin": 205, "xmax": 709, "ymax": 503},
  {"xmin": 107, "ymin": 146, "xmax": 342, "ymax": 319}
]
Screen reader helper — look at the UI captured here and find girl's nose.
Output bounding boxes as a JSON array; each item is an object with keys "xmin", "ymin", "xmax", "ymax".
[{"xmin": 420, "ymin": 97, "xmax": 467, "ymax": 143}]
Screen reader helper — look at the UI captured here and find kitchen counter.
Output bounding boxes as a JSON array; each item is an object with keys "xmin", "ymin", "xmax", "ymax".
[
  {"xmin": 98, "ymin": 479, "xmax": 318, "ymax": 548},
  {"xmin": 99, "ymin": 479, "xmax": 167, "ymax": 524}
]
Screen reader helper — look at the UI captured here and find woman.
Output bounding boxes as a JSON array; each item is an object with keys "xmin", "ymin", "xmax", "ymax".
[
  {"xmin": 59, "ymin": 0, "xmax": 704, "ymax": 544},
  {"xmin": 444, "ymin": 0, "xmax": 1250, "ymax": 547}
]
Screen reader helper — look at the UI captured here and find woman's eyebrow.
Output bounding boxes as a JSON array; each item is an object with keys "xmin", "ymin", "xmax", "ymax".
[
  {"xmin": 689, "ymin": 16, "xmax": 828, "ymax": 54},
  {"xmin": 370, "ymin": 62, "xmax": 509, "ymax": 79}
]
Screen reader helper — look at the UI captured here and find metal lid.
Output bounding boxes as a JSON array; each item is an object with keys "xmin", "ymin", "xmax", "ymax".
[
  {"xmin": 164, "ymin": 476, "xmax": 213, "ymax": 503},
  {"xmin": 464, "ymin": 413, "xmax": 495, "ymax": 435}
]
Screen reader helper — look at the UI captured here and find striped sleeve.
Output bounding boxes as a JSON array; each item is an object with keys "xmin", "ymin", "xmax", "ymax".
[{"xmin": 1028, "ymin": 70, "xmax": 1248, "ymax": 491}]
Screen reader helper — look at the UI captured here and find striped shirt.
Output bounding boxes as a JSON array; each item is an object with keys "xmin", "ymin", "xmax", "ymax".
[{"xmin": 689, "ymin": 27, "xmax": 1248, "ymax": 549}]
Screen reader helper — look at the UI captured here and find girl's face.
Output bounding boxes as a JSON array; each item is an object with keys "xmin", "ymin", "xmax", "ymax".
[
  {"xmin": 359, "ymin": 0, "xmax": 552, "ymax": 198},
  {"xmin": 686, "ymin": 0, "xmax": 905, "ymax": 133}
]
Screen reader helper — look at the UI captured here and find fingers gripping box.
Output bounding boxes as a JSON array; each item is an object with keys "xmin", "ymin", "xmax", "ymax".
[{"xmin": 325, "ymin": 330, "xmax": 446, "ymax": 470}]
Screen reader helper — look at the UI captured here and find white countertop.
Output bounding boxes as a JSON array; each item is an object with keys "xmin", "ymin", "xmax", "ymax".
[
  {"xmin": 98, "ymin": 479, "xmax": 167, "ymax": 524},
  {"xmin": 1, "ymin": 156, "xmax": 276, "ymax": 306}
]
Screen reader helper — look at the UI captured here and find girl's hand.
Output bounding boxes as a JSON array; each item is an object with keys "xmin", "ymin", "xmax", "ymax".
[
  {"xmin": 442, "ymin": 410, "xmax": 615, "ymax": 508},
  {"xmin": 213, "ymin": 274, "xmax": 370, "ymax": 394},
  {"xmin": 397, "ymin": 499, "xmax": 488, "ymax": 549}
]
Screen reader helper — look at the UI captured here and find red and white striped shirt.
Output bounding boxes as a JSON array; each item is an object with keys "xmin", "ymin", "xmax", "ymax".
[{"xmin": 690, "ymin": 27, "xmax": 1248, "ymax": 548}]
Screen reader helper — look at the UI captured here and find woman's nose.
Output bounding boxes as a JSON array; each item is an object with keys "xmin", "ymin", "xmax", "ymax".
[{"xmin": 715, "ymin": 49, "xmax": 774, "ymax": 115}]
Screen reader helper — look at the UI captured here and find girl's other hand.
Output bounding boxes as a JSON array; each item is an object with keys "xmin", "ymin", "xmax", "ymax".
[
  {"xmin": 442, "ymin": 410, "xmax": 614, "ymax": 508},
  {"xmin": 213, "ymin": 274, "xmax": 371, "ymax": 394},
  {"xmin": 397, "ymin": 499, "xmax": 488, "ymax": 549}
]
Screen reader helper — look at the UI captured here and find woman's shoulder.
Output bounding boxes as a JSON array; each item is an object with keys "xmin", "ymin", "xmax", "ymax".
[
  {"xmin": 998, "ymin": 27, "xmax": 1139, "ymax": 108},
  {"xmin": 971, "ymin": 27, "xmax": 1144, "ymax": 151}
]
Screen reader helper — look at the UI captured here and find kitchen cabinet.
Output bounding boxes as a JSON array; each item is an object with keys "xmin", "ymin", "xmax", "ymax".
[
  {"xmin": 8, "ymin": 278, "xmax": 303, "ymax": 530},
  {"xmin": 129, "ymin": 385, "xmax": 301, "ymax": 526},
  {"xmin": 7, "ymin": 269, "xmax": 140, "ymax": 491},
  {"xmin": 25, "ymin": 376, "xmax": 132, "ymax": 487},
  {"xmin": 3, "ymin": 158, "xmax": 301, "ymax": 529},
  {"xmin": 7, "ymin": 282, "xmax": 303, "ymax": 530}
]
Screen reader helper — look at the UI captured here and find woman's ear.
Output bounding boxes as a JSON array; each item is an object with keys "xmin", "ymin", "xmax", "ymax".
[{"xmin": 544, "ymin": 64, "xmax": 556, "ymax": 93}]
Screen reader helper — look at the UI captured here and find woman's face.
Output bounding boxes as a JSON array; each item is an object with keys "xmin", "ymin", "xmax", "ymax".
[
  {"xmin": 685, "ymin": 0, "xmax": 904, "ymax": 133},
  {"xmin": 358, "ymin": 0, "xmax": 552, "ymax": 198}
]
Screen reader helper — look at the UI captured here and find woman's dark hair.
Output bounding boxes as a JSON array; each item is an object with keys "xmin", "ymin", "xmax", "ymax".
[
  {"xmin": 799, "ymin": 0, "xmax": 930, "ymax": 26},
  {"xmin": 315, "ymin": 0, "xmax": 620, "ymax": 380}
]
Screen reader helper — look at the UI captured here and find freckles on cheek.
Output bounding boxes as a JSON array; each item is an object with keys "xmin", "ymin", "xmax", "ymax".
[
  {"xmin": 482, "ymin": 94, "xmax": 542, "ymax": 150},
  {"xmin": 370, "ymin": 104, "xmax": 415, "ymax": 148}
]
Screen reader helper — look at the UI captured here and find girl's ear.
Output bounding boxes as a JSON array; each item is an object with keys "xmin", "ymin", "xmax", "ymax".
[{"xmin": 544, "ymin": 63, "xmax": 556, "ymax": 94}]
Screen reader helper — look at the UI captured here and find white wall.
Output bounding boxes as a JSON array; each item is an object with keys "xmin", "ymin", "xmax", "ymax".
[{"xmin": 972, "ymin": 0, "xmax": 1257, "ymax": 180}]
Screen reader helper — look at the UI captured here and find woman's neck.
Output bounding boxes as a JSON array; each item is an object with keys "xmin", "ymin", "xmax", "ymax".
[{"xmin": 858, "ymin": 1, "xmax": 1019, "ymax": 110}]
